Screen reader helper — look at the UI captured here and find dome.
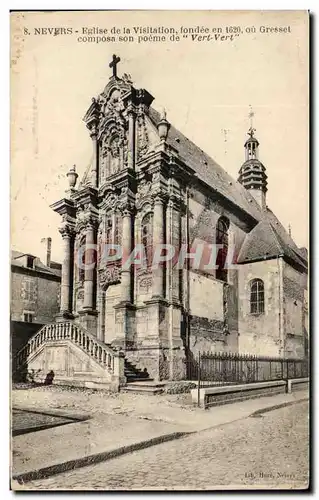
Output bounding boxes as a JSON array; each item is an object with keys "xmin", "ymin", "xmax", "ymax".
[
  {"xmin": 244, "ymin": 136, "xmax": 259, "ymax": 147},
  {"xmin": 238, "ymin": 159, "xmax": 268, "ymax": 192}
]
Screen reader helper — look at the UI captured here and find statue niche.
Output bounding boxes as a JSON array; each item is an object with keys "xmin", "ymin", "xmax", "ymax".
[
  {"xmin": 100, "ymin": 133, "xmax": 124, "ymax": 182},
  {"xmin": 110, "ymin": 136, "xmax": 121, "ymax": 172}
]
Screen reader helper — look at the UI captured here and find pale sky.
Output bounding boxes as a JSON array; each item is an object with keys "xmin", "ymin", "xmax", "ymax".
[{"xmin": 11, "ymin": 10, "xmax": 308, "ymax": 262}]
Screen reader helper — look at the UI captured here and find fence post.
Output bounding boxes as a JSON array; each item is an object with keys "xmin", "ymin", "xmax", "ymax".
[
  {"xmin": 281, "ymin": 359, "xmax": 284, "ymax": 380},
  {"xmin": 197, "ymin": 351, "xmax": 201, "ymax": 407}
]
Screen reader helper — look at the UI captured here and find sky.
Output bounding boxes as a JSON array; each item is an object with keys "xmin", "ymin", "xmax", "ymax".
[{"xmin": 10, "ymin": 10, "xmax": 309, "ymax": 263}]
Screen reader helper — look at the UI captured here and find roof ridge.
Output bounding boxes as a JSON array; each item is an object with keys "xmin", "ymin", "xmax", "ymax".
[{"xmin": 268, "ymin": 222, "xmax": 285, "ymax": 255}]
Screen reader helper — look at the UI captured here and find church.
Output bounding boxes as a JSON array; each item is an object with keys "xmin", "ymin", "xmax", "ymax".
[{"xmin": 15, "ymin": 55, "xmax": 308, "ymax": 388}]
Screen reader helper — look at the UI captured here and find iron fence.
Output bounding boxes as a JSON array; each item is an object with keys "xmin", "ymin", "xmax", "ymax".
[{"xmin": 186, "ymin": 351, "xmax": 309, "ymax": 389}]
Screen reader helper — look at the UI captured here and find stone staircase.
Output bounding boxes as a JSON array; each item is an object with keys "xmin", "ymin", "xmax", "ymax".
[
  {"xmin": 124, "ymin": 359, "xmax": 151, "ymax": 382},
  {"xmin": 123, "ymin": 380, "xmax": 167, "ymax": 394},
  {"xmin": 123, "ymin": 360, "xmax": 167, "ymax": 394},
  {"xmin": 12, "ymin": 322, "xmax": 125, "ymax": 391},
  {"xmin": 12, "ymin": 322, "xmax": 166, "ymax": 394}
]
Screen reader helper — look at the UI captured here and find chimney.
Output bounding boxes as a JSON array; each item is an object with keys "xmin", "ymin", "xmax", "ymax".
[{"xmin": 40, "ymin": 237, "xmax": 52, "ymax": 267}]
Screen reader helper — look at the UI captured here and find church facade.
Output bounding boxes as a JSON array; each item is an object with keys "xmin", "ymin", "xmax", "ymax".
[{"xmin": 51, "ymin": 55, "xmax": 308, "ymax": 381}]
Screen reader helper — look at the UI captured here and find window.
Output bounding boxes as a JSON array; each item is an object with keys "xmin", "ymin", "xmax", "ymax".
[
  {"xmin": 141, "ymin": 213, "xmax": 153, "ymax": 268},
  {"xmin": 216, "ymin": 216, "xmax": 229, "ymax": 282},
  {"xmin": 250, "ymin": 279, "xmax": 265, "ymax": 314},
  {"xmin": 26, "ymin": 256, "xmax": 35, "ymax": 269},
  {"xmin": 23, "ymin": 312, "xmax": 34, "ymax": 323},
  {"xmin": 23, "ymin": 280, "xmax": 33, "ymax": 301},
  {"xmin": 104, "ymin": 214, "xmax": 122, "ymax": 260}
]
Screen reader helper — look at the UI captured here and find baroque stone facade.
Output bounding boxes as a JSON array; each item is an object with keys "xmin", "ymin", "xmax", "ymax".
[{"xmin": 51, "ymin": 56, "xmax": 308, "ymax": 380}]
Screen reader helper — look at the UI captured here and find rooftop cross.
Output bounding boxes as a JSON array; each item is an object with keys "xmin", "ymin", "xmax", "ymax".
[{"xmin": 109, "ymin": 54, "xmax": 121, "ymax": 78}]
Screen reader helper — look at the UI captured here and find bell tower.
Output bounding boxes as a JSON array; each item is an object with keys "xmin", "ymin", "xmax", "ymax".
[{"xmin": 238, "ymin": 108, "xmax": 268, "ymax": 210}]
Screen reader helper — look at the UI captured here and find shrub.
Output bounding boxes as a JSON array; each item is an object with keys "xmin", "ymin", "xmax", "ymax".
[{"xmin": 164, "ymin": 381, "xmax": 197, "ymax": 394}]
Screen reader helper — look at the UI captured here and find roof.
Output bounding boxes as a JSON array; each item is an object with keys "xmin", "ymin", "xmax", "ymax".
[
  {"xmin": 148, "ymin": 107, "xmax": 262, "ymax": 222},
  {"xmin": 245, "ymin": 136, "xmax": 259, "ymax": 145},
  {"xmin": 237, "ymin": 208, "xmax": 308, "ymax": 271},
  {"xmin": 147, "ymin": 109, "xmax": 306, "ymax": 272},
  {"xmin": 11, "ymin": 250, "xmax": 62, "ymax": 277}
]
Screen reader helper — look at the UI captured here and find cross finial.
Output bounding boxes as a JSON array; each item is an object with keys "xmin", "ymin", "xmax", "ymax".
[
  {"xmin": 248, "ymin": 104, "xmax": 254, "ymax": 129},
  {"xmin": 248, "ymin": 104, "xmax": 256, "ymax": 138},
  {"xmin": 288, "ymin": 224, "xmax": 292, "ymax": 237},
  {"xmin": 109, "ymin": 54, "xmax": 121, "ymax": 78}
]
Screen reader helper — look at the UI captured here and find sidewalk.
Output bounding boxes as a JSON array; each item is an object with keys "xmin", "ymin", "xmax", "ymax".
[{"xmin": 12, "ymin": 386, "xmax": 308, "ymax": 482}]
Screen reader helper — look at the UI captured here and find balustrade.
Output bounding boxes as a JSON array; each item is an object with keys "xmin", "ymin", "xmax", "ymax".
[{"xmin": 14, "ymin": 321, "xmax": 123, "ymax": 378}]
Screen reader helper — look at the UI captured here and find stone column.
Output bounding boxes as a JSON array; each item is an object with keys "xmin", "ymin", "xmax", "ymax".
[
  {"xmin": 152, "ymin": 196, "xmax": 165, "ymax": 298},
  {"xmin": 83, "ymin": 222, "xmax": 95, "ymax": 310},
  {"xmin": 90, "ymin": 127, "xmax": 98, "ymax": 188},
  {"xmin": 60, "ymin": 231, "xmax": 72, "ymax": 313},
  {"xmin": 127, "ymin": 107, "xmax": 135, "ymax": 170},
  {"xmin": 72, "ymin": 235, "xmax": 79, "ymax": 312},
  {"xmin": 97, "ymin": 289, "xmax": 106, "ymax": 341},
  {"xmin": 121, "ymin": 209, "xmax": 133, "ymax": 304}
]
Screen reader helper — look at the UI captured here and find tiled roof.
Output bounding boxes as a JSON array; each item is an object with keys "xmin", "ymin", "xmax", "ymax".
[
  {"xmin": 11, "ymin": 250, "xmax": 62, "ymax": 277},
  {"xmin": 148, "ymin": 108, "xmax": 306, "ymax": 271},
  {"xmin": 237, "ymin": 209, "xmax": 307, "ymax": 271},
  {"xmin": 148, "ymin": 107, "xmax": 262, "ymax": 221}
]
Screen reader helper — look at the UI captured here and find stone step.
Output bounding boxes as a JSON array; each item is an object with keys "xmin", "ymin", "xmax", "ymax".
[
  {"xmin": 124, "ymin": 370, "xmax": 150, "ymax": 379},
  {"xmin": 123, "ymin": 385, "xmax": 164, "ymax": 395},
  {"xmin": 126, "ymin": 381, "xmax": 166, "ymax": 387},
  {"xmin": 125, "ymin": 377, "xmax": 154, "ymax": 383},
  {"xmin": 123, "ymin": 381, "xmax": 166, "ymax": 394}
]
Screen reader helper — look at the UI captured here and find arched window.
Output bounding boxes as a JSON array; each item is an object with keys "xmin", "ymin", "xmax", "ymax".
[
  {"xmin": 141, "ymin": 213, "xmax": 153, "ymax": 268},
  {"xmin": 250, "ymin": 279, "xmax": 265, "ymax": 314},
  {"xmin": 216, "ymin": 216, "xmax": 229, "ymax": 282},
  {"xmin": 104, "ymin": 214, "xmax": 122, "ymax": 259}
]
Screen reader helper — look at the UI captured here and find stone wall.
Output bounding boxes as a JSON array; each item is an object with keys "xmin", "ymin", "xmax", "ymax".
[
  {"xmin": 125, "ymin": 345, "xmax": 186, "ymax": 381},
  {"xmin": 24, "ymin": 341, "xmax": 121, "ymax": 391},
  {"xmin": 238, "ymin": 259, "xmax": 283, "ymax": 356},
  {"xmin": 188, "ymin": 271, "xmax": 225, "ymax": 355},
  {"xmin": 186, "ymin": 191, "xmax": 249, "ymax": 357},
  {"xmin": 282, "ymin": 262, "xmax": 307, "ymax": 358},
  {"xmin": 11, "ymin": 321, "xmax": 44, "ymax": 357},
  {"xmin": 11, "ymin": 268, "xmax": 60, "ymax": 324},
  {"xmin": 104, "ymin": 283, "xmax": 121, "ymax": 343}
]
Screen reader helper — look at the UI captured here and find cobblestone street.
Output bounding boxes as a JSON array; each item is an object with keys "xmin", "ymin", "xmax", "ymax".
[{"xmin": 23, "ymin": 401, "xmax": 309, "ymax": 490}]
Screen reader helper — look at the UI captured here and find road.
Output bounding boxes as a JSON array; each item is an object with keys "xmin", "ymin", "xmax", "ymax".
[{"xmin": 24, "ymin": 401, "xmax": 309, "ymax": 490}]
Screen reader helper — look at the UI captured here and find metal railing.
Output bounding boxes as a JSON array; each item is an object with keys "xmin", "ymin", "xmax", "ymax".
[{"xmin": 186, "ymin": 351, "xmax": 309, "ymax": 389}]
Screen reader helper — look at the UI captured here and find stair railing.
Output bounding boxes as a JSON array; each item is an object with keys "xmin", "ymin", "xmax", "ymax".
[{"xmin": 13, "ymin": 322, "xmax": 124, "ymax": 378}]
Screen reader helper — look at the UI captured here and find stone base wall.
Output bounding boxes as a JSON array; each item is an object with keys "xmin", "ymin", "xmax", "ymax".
[
  {"xmin": 23, "ymin": 341, "xmax": 122, "ymax": 391},
  {"xmin": 188, "ymin": 315, "xmax": 227, "ymax": 356},
  {"xmin": 284, "ymin": 334, "xmax": 305, "ymax": 358}
]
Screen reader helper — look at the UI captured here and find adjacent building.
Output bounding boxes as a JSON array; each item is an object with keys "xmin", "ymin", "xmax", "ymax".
[{"xmin": 11, "ymin": 238, "xmax": 61, "ymax": 355}]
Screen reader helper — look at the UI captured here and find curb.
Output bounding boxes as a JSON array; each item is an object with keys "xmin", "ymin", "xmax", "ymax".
[
  {"xmin": 12, "ymin": 406, "xmax": 90, "ymax": 422},
  {"xmin": 249, "ymin": 397, "xmax": 309, "ymax": 417},
  {"xmin": 12, "ymin": 431, "xmax": 191, "ymax": 484}
]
